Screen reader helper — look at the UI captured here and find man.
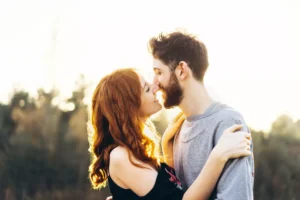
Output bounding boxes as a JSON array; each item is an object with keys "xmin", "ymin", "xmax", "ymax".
[{"xmin": 149, "ymin": 31, "xmax": 254, "ymax": 200}]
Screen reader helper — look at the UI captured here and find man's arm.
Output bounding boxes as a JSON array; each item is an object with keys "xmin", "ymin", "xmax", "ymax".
[{"xmin": 213, "ymin": 118, "xmax": 254, "ymax": 200}]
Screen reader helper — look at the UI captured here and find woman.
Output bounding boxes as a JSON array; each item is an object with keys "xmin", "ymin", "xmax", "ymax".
[{"xmin": 88, "ymin": 68, "xmax": 251, "ymax": 200}]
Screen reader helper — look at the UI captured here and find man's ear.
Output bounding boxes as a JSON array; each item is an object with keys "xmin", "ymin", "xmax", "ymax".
[{"xmin": 175, "ymin": 61, "xmax": 190, "ymax": 81}]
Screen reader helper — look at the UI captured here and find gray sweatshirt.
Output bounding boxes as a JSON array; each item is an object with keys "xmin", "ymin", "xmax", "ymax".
[{"xmin": 173, "ymin": 102, "xmax": 254, "ymax": 200}]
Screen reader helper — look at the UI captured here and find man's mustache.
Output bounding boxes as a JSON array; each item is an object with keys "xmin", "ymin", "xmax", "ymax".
[{"xmin": 158, "ymin": 84, "xmax": 166, "ymax": 91}]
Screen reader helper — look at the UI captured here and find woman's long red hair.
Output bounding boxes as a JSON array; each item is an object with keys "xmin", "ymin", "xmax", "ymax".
[{"xmin": 88, "ymin": 68, "xmax": 159, "ymax": 189}]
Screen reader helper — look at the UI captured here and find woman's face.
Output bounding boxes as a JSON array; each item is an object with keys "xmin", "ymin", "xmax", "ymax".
[{"xmin": 139, "ymin": 75, "xmax": 162, "ymax": 118}]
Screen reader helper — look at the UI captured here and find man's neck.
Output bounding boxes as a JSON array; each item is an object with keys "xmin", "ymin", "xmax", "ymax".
[{"xmin": 179, "ymin": 80, "xmax": 214, "ymax": 117}]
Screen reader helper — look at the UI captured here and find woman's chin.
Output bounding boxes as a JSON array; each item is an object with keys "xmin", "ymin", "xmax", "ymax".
[
  {"xmin": 157, "ymin": 104, "xmax": 163, "ymax": 112},
  {"xmin": 152, "ymin": 104, "xmax": 163, "ymax": 115}
]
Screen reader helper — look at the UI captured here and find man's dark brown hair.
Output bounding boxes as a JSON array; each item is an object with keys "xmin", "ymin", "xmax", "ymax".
[{"xmin": 148, "ymin": 31, "xmax": 209, "ymax": 81}]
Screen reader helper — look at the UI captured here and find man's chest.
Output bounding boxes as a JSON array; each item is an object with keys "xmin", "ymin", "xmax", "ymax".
[{"xmin": 173, "ymin": 126, "xmax": 217, "ymax": 170}]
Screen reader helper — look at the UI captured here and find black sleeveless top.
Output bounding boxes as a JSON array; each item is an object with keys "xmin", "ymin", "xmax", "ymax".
[{"xmin": 108, "ymin": 163, "xmax": 185, "ymax": 200}]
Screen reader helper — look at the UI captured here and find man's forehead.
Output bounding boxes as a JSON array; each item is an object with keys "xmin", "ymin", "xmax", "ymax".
[{"xmin": 152, "ymin": 59, "xmax": 165, "ymax": 69}]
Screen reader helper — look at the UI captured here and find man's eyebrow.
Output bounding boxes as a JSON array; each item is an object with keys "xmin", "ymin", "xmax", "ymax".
[{"xmin": 143, "ymin": 83, "xmax": 147, "ymax": 89}]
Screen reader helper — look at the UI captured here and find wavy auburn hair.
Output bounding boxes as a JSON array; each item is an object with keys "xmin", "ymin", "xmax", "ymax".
[{"xmin": 88, "ymin": 68, "xmax": 160, "ymax": 189}]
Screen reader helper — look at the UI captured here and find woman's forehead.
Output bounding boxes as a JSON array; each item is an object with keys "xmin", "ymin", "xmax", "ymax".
[{"xmin": 139, "ymin": 75, "xmax": 146, "ymax": 87}]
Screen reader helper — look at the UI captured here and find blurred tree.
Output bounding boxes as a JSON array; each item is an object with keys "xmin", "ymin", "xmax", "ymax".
[
  {"xmin": 270, "ymin": 114, "xmax": 298, "ymax": 136},
  {"xmin": 1, "ymin": 85, "xmax": 300, "ymax": 199},
  {"xmin": 253, "ymin": 129, "xmax": 300, "ymax": 200}
]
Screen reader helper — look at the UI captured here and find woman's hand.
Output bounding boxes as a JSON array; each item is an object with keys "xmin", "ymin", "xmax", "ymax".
[
  {"xmin": 212, "ymin": 124, "xmax": 252, "ymax": 162},
  {"xmin": 162, "ymin": 112, "xmax": 185, "ymax": 142},
  {"xmin": 161, "ymin": 112, "xmax": 185, "ymax": 167}
]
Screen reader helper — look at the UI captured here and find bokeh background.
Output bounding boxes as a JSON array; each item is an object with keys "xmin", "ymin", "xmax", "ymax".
[{"xmin": 0, "ymin": 0, "xmax": 299, "ymax": 199}]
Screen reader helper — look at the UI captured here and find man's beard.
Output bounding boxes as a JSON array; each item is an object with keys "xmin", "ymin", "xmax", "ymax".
[{"xmin": 160, "ymin": 72, "xmax": 184, "ymax": 109}]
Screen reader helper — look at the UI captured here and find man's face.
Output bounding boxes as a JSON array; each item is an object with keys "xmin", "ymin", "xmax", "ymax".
[{"xmin": 152, "ymin": 59, "xmax": 183, "ymax": 109}]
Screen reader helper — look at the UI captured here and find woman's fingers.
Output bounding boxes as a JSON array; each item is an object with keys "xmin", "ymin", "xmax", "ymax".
[
  {"xmin": 245, "ymin": 150, "xmax": 252, "ymax": 156},
  {"xmin": 244, "ymin": 132, "xmax": 251, "ymax": 139},
  {"xmin": 224, "ymin": 124, "xmax": 243, "ymax": 134},
  {"xmin": 246, "ymin": 139, "xmax": 252, "ymax": 146}
]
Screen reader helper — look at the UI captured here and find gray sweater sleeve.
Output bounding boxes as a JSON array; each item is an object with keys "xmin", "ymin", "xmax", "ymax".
[{"xmin": 213, "ymin": 118, "xmax": 254, "ymax": 200}]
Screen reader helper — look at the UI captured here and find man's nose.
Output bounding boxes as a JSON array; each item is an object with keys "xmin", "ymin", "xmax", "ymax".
[
  {"xmin": 152, "ymin": 75, "xmax": 159, "ymax": 85},
  {"xmin": 152, "ymin": 84, "xmax": 160, "ymax": 94}
]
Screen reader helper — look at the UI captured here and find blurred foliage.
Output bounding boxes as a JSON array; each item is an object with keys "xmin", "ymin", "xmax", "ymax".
[
  {"xmin": 0, "ymin": 75, "xmax": 299, "ymax": 199},
  {"xmin": 252, "ymin": 116, "xmax": 300, "ymax": 200}
]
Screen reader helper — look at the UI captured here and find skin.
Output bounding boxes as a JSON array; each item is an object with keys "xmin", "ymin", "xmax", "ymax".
[{"xmin": 107, "ymin": 73, "xmax": 252, "ymax": 200}]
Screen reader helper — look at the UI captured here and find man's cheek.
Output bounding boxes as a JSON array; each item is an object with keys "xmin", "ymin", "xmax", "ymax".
[{"xmin": 159, "ymin": 78, "xmax": 166, "ymax": 87}]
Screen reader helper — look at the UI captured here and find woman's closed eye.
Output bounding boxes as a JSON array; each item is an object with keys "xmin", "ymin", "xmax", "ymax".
[{"xmin": 146, "ymin": 86, "xmax": 150, "ymax": 92}]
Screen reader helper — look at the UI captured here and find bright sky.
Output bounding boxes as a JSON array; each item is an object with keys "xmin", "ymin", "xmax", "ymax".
[{"xmin": 0, "ymin": 0, "xmax": 299, "ymax": 131}]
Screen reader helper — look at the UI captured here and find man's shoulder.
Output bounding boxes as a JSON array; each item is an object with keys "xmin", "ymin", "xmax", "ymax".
[
  {"xmin": 211, "ymin": 103, "xmax": 249, "ymax": 137},
  {"xmin": 214, "ymin": 103, "xmax": 246, "ymax": 123}
]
